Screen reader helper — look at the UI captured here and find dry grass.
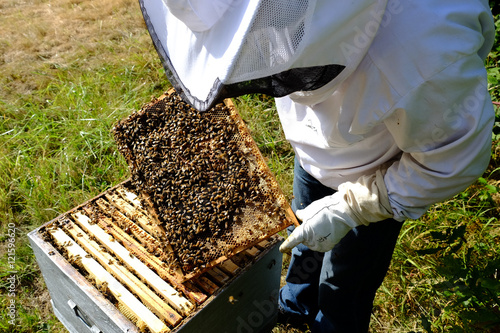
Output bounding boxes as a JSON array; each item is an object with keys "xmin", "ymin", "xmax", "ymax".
[{"xmin": 0, "ymin": 0, "xmax": 155, "ymax": 101}]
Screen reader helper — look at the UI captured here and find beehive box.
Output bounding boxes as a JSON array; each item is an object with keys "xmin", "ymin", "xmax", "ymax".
[
  {"xmin": 28, "ymin": 180, "xmax": 284, "ymax": 333},
  {"xmin": 29, "ymin": 91, "xmax": 296, "ymax": 332}
]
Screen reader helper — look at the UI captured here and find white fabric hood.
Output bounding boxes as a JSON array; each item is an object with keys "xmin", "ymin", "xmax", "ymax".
[{"xmin": 139, "ymin": 0, "xmax": 388, "ymax": 111}]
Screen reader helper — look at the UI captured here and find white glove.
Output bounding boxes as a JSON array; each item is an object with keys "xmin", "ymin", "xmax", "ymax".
[
  {"xmin": 164, "ymin": 0, "xmax": 233, "ymax": 32},
  {"xmin": 279, "ymin": 192, "xmax": 358, "ymax": 252},
  {"xmin": 279, "ymin": 168, "xmax": 395, "ymax": 253}
]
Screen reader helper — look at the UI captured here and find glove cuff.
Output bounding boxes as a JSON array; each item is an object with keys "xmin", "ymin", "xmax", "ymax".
[{"xmin": 338, "ymin": 167, "xmax": 396, "ymax": 225}]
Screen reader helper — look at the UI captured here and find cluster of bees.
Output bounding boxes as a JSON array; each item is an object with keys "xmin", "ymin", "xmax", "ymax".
[{"xmin": 113, "ymin": 92, "xmax": 286, "ymax": 273}]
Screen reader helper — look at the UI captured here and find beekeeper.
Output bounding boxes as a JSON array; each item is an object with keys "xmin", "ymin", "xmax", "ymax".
[{"xmin": 139, "ymin": 0, "xmax": 495, "ymax": 331}]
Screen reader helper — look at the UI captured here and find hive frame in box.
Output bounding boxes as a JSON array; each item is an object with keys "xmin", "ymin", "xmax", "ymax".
[
  {"xmin": 114, "ymin": 89, "xmax": 298, "ymax": 280},
  {"xmin": 28, "ymin": 180, "xmax": 284, "ymax": 333}
]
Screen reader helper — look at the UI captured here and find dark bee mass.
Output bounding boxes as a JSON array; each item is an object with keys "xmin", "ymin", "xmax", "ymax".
[{"xmin": 112, "ymin": 91, "xmax": 289, "ymax": 274}]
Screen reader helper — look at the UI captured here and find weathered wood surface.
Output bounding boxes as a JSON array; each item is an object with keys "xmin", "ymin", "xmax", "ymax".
[
  {"xmin": 61, "ymin": 220, "xmax": 183, "ymax": 327},
  {"xmin": 28, "ymin": 229, "xmax": 140, "ymax": 333},
  {"xmin": 71, "ymin": 211, "xmax": 194, "ymax": 316},
  {"xmin": 50, "ymin": 227, "xmax": 170, "ymax": 333}
]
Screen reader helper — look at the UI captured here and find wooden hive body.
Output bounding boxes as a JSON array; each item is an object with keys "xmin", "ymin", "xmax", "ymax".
[{"xmin": 28, "ymin": 181, "xmax": 283, "ymax": 333}]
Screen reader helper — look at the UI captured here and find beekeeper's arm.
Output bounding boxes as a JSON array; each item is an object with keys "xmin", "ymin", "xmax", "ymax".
[{"xmin": 280, "ymin": 48, "xmax": 495, "ymax": 253}]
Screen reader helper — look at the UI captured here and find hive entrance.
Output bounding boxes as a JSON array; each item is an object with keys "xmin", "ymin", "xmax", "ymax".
[{"xmin": 113, "ymin": 90, "xmax": 296, "ymax": 279}]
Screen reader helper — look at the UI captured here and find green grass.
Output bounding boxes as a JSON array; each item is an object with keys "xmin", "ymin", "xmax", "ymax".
[{"xmin": 0, "ymin": 1, "xmax": 499, "ymax": 332}]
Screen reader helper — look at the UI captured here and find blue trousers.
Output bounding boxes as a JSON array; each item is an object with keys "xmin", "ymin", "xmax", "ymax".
[{"xmin": 279, "ymin": 158, "xmax": 403, "ymax": 332}]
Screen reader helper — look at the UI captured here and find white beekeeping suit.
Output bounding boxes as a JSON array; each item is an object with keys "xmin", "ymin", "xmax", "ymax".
[{"xmin": 277, "ymin": 0, "xmax": 495, "ymax": 251}]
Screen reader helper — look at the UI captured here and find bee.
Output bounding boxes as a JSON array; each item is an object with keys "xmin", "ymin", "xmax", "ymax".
[{"xmin": 98, "ymin": 281, "xmax": 109, "ymax": 294}]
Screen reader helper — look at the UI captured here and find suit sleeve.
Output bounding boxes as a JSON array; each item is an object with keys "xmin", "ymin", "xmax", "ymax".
[{"xmin": 383, "ymin": 53, "xmax": 495, "ymax": 221}]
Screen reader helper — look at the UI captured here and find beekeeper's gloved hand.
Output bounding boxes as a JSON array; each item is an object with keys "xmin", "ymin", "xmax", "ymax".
[
  {"xmin": 279, "ymin": 168, "xmax": 397, "ymax": 253},
  {"xmin": 164, "ymin": 0, "xmax": 233, "ymax": 32}
]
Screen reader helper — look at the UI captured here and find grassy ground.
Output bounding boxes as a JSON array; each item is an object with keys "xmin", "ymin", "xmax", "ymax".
[{"xmin": 0, "ymin": 1, "xmax": 499, "ymax": 332}]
